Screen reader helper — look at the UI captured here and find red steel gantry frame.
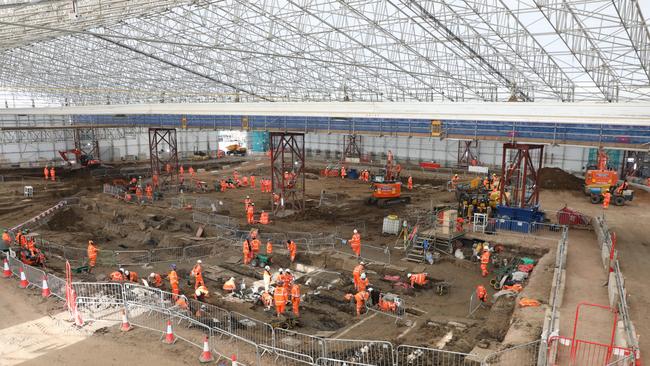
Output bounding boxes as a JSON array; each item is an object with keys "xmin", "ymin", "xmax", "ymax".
[
  {"xmin": 270, "ymin": 132, "xmax": 305, "ymax": 214},
  {"xmin": 499, "ymin": 143, "xmax": 544, "ymax": 208},
  {"xmin": 148, "ymin": 128, "xmax": 179, "ymax": 189},
  {"xmin": 457, "ymin": 140, "xmax": 479, "ymax": 167},
  {"xmin": 343, "ymin": 134, "xmax": 362, "ymax": 161}
]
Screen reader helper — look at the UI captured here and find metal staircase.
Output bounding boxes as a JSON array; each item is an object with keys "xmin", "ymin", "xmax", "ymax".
[{"xmin": 405, "ymin": 232, "xmax": 465, "ymax": 263}]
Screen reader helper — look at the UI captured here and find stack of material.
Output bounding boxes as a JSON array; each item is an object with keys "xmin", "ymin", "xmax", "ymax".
[
  {"xmin": 439, "ymin": 209, "xmax": 457, "ymax": 235},
  {"xmin": 382, "ymin": 215, "xmax": 401, "ymax": 235}
]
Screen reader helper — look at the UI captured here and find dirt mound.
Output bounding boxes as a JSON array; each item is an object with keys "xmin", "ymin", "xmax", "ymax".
[
  {"xmin": 539, "ymin": 167, "xmax": 582, "ymax": 190},
  {"xmin": 46, "ymin": 208, "xmax": 82, "ymax": 231}
]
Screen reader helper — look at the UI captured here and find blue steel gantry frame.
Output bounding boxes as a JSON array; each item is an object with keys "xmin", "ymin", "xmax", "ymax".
[{"xmin": 73, "ymin": 114, "xmax": 650, "ymax": 149}]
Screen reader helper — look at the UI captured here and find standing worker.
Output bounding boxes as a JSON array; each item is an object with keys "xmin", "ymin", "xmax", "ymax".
[
  {"xmin": 2, "ymin": 229, "xmax": 11, "ymax": 246},
  {"xmin": 480, "ymin": 247, "xmax": 491, "ymax": 277},
  {"xmin": 407, "ymin": 176, "xmax": 413, "ymax": 190},
  {"xmin": 44, "ymin": 165, "xmax": 49, "ymax": 180},
  {"xmin": 286, "ymin": 240, "xmax": 297, "ymax": 263},
  {"xmin": 358, "ymin": 272, "xmax": 369, "ymax": 292},
  {"xmin": 602, "ymin": 191, "xmax": 611, "ymax": 209},
  {"xmin": 87, "ymin": 240, "xmax": 98, "ymax": 273},
  {"xmin": 247, "ymin": 203, "xmax": 255, "ymax": 224},
  {"xmin": 243, "ymin": 239, "xmax": 252, "ymax": 265},
  {"xmin": 250, "ymin": 175, "xmax": 256, "ymax": 188},
  {"xmin": 266, "ymin": 239, "xmax": 273, "ymax": 257},
  {"xmin": 349, "ymin": 229, "xmax": 361, "ymax": 258},
  {"xmin": 152, "ymin": 174, "xmax": 159, "ymax": 189},
  {"xmin": 291, "ymin": 282, "xmax": 301, "ymax": 317},
  {"xmin": 50, "ymin": 167, "xmax": 56, "ymax": 182},
  {"xmin": 251, "ymin": 237, "xmax": 261, "ymax": 256},
  {"xmin": 456, "ymin": 217, "xmax": 465, "ymax": 232},
  {"xmin": 354, "ymin": 290, "xmax": 369, "ymax": 317},
  {"xmin": 274, "ymin": 281, "xmax": 288, "ymax": 317},
  {"xmin": 191, "ymin": 259, "xmax": 205, "ymax": 289},
  {"xmin": 145, "ymin": 184, "xmax": 153, "ymax": 202},
  {"xmin": 352, "ymin": 261, "xmax": 365, "ymax": 290},
  {"xmin": 451, "ymin": 174, "xmax": 459, "ymax": 190},
  {"xmin": 340, "ymin": 166, "xmax": 347, "ymax": 179},
  {"xmin": 168, "ymin": 264, "xmax": 180, "ymax": 300},
  {"xmin": 135, "ymin": 186, "xmax": 143, "ymax": 202}
]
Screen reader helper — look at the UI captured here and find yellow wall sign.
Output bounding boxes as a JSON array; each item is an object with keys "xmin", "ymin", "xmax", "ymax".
[
  {"xmin": 431, "ymin": 120, "xmax": 442, "ymax": 137},
  {"xmin": 242, "ymin": 116, "xmax": 249, "ymax": 130},
  {"xmin": 181, "ymin": 115, "xmax": 188, "ymax": 129}
]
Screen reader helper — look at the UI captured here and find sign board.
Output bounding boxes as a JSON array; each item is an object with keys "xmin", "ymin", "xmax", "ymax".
[{"xmin": 468, "ymin": 165, "xmax": 489, "ymax": 174}]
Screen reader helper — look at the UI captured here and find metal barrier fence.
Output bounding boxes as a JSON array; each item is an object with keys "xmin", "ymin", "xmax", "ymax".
[
  {"xmin": 323, "ymin": 339, "xmax": 394, "ymax": 366},
  {"xmin": 230, "ymin": 311, "xmax": 275, "ymax": 350},
  {"xmin": 471, "ymin": 218, "xmax": 564, "ymax": 240},
  {"xmin": 274, "ymin": 328, "xmax": 325, "ymax": 364},
  {"xmin": 316, "ymin": 358, "xmax": 374, "ymax": 366},
  {"xmin": 193, "ymin": 211, "xmax": 237, "ymax": 228},
  {"xmin": 333, "ymin": 238, "xmax": 392, "ymax": 264},
  {"xmin": 547, "ymin": 336, "xmax": 633, "ymax": 366},
  {"xmin": 395, "ymin": 344, "xmax": 482, "ymax": 366}
]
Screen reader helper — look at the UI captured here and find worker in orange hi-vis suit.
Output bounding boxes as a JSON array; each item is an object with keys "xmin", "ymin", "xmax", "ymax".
[
  {"xmin": 451, "ymin": 174, "xmax": 460, "ymax": 189},
  {"xmin": 189, "ymin": 166, "xmax": 195, "ymax": 177},
  {"xmin": 247, "ymin": 203, "xmax": 255, "ymax": 224},
  {"xmin": 349, "ymin": 229, "xmax": 361, "ymax": 257},
  {"xmin": 152, "ymin": 174, "xmax": 159, "ymax": 189},
  {"xmin": 250, "ymin": 175, "xmax": 255, "ymax": 188},
  {"xmin": 87, "ymin": 240, "xmax": 98, "ymax": 273},
  {"xmin": 407, "ymin": 273, "xmax": 429, "ymax": 288},
  {"xmin": 243, "ymin": 239, "xmax": 252, "ymax": 265},
  {"xmin": 287, "ymin": 240, "xmax": 297, "ymax": 263},
  {"xmin": 291, "ymin": 282, "xmax": 301, "ymax": 317},
  {"xmin": 407, "ymin": 176, "xmax": 413, "ymax": 190},
  {"xmin": 191, "ymin": 259, "xmax": 205, "ymax": 289},
  {"xmin": 340, "ymin": 166, "xmax": 347, "ymax": 179},
  {"xmin": 244, "ymin": 196, "xmax": 251, "ymax": 210},
  {"xmin": 456, "ymin": 217, "xmax": 465, "ymax": 232},
  {"xmin": 274, "ymin": 281, "xmax": 288, "ymax": 317},
  {"xmin": 476, "ymin": 285, "xmax": 488, "ymax": 303},
  {"xmin": 2, "ymin": 229, "xmax": 11, "ymax": 246},
  {"xmin": 50, "ymin": 167, "xmax": 56, "ymax": 181},
  {"xmin": 168, "ymin": 264, "xmax": 180, "ymax": 300},
  {"xmin": 352, "ymin": 262, "xmax": 365, "ymax": 290},
  {"xmin": 251, "ymin": 237, "xmax": 261, "ymax": 256},
  {"xmin": 266, "ymin": 240, "xmax": 273, "ymax": 255},
  {"xmin": 179, "ymin": 166, "xmax": 184, "ymax": 175},
  {"xmin": 233, "ymin": 170, "xmax": 239, "ymax": 181},
  {"xmin": 259, "ymin": 211, "xmax": 270, "ymax": 225},
  {"xmin": 602, "ymin": 191, "xmax": 611, "ymax": 209},
  {"xmin": 358, "ymin": 272, "xmax": 369, "ymax": 292},
  {"xmin": 145, "ymin": 184, "xmax": 153, "ymax": 202},
  {"xmin": 480, "ymin": 248, "xmax": 491, "ymax": 277},
  {"xmin": 148, "ymin": 272, "xmax": 163, "ymax": 287},
  {"xmin": 44, "ymin": 166, "xmax": 49, "ymax": 180},
  {"xmin": 135, "ymin": 186, "xmax": 143, "ymax": 202},
  {"xmin": 354, "ymin": 290, "xmax": 369, "ymax": 317}
]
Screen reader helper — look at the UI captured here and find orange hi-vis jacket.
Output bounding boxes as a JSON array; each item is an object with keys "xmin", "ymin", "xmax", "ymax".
[
  {"xmin": 410, "ymin": 273, "xmax": 428, "ymax": 286},
  {"xmin": 274, "ymin": 286, "xmax": 288, "ymax": 305}
]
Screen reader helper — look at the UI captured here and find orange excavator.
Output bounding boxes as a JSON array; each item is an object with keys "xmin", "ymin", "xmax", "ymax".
[
  {"xmin": 367, "ymin": 152, "xmax": 411, "ymax": 208},
  {"xmin": 585, "ymin": 148, "xmax": 633, "ymax": 205}
]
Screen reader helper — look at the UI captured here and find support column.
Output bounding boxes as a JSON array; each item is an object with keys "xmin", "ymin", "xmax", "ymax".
[
  {"xmin": 342, "ymin": 134, "xmax": 363, "ymax": 161},
  {"xmin": 270, "ymin": 132, "xmax": 305, "ymax": 215},
  {"xmin": 457, "ymin": 140, "xmax": 479, "ymax": 167},
  {"xmin": 499, "ymin": 143, "xmax": 544, "ymax": 208},
  {"xmin": 149, "ymin": 128, "xmax": 179, "ymax": 190}
]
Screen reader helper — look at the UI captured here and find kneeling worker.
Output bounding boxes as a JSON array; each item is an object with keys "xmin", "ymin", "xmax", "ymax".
[
  {"xmin": 407, "ymin": 273, "xmax": 429, "ymax": 288},
  {"xmin": 223, "ymin": 277, "xmax": 237, "ymax": 293}
]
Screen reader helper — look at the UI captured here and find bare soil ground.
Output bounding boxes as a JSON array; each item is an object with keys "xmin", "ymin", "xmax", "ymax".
[{"xmin": 3, "ymin": 158, "xmax": 641, "ymax": 364}]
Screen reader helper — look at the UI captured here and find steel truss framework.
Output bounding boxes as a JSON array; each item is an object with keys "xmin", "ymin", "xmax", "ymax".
[
  {"xmin": 0, "ymin": 125, "xmax": 137, "ymax": 143},
  {"xmin": 343, "ymin": 134, "xmax": 363, "ymax": 160},
  {"xmin": 0, "ymin": 0, "xmax": 649, "ymax": 105},
  {"xmin": 270, "ymin": 132, "xmax": 305, "ymax": 215},
  {"xmin": 457, "ymin": 140, "xmax": 479, "ymax": 167},
  {"xmin": 499, "ymin": 143, "xmax": 544, "ymax": 209},
  {"xmin": 148, "ymin": 128, "xmax": 179, "ymax": 189}
]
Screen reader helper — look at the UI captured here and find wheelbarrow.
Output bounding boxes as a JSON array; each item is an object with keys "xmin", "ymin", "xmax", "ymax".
[{"xmin": 250, "ymin": 254, "xmax": 271, "ymax": 268}]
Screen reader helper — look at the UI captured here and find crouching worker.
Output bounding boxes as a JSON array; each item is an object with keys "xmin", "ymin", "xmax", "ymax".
[
  {"xmin": 223, "ymin": 277, "xmax": 236, "ymax": 293},
  {"xmin": 194, "ymin": 285, "xmax": 209, "ymax": 302},
  {"xmin": 407, "ymin": 272, "xmax": 429, "ymax": 288}
]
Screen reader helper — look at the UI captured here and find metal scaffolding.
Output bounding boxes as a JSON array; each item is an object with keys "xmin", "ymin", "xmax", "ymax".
[
  {"xmin": 0, "ymin": 125, "xmax": 137, "ymax": 143},
  {"xmin": 457, "ymin": 140, "xmax": 479, "ymax": 167},
  {"xmin": 342, "ymin": 135, "xmax": 362, "ymax": 161},
  {"xmin": 499, "ymin": 143, "xmax": 544, "ymax": 208},
  {"xmin": 270, "ymin": 132, "xmax": 305, "ymax": 215},
  {"xmin": 0, "ymin": 0, "xmax": 648, "ymax": 105},
  {"xmin": 148, "ymin": 128, "xmax": 179, "ymax": 189}
]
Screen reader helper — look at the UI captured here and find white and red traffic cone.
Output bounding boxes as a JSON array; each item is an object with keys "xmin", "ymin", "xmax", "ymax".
[
  {"xmin": 162, "ymin": 320, "xmax": 176, "ymax": 344},
  {"xmin": 2, "ymin": 259, "xmax": 10, "ymax": 278},
  {"xmin": 19, "ymin": 267, "xmax": 28, "ymax": 288},
  {"xmin": 198, "ymin": 335, "xmax": 214, "ymax": 363},
  {"xmin": 231, "ymin": 354, "xmax": 238, "ymax": 366},
  {"xmin": 120, "ymin": 309, "xmax": 132, "ymax": 332},
  {"xmin": 41, "ymin": 275, "xmax": 51, "ymax": 297}
]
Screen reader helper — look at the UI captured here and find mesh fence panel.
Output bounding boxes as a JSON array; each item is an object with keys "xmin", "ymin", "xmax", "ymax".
[
  {"xmin": 230, "ymin": 311, "xmax": 275, "ymax": 350},
  {"xmin": 274, "ymin": 328, "xmax": 325, "ymax": 364},
  {"xmin": 395, "ymin": 345, "xmax": 482, "ymax": 366},
  {"xmin": 323, "ymin": 339, "xmax": 394, "ymax": 366}
]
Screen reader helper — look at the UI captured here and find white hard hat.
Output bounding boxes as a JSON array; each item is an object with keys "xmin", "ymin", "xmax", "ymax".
[
  {"xmin": 197, "ymin": 259, "xmax": 202, "ymax": 264},
  {"xmin": 407, "ymin": 273, "xmax": 412, "ymax": 278},
  {"xmin": 246, "ymin": 195, "xmax": 250, "ymax": 198},
  {"xmin": 124, "ymin": 270, "xmax": 130, "ymax": 276},
  {"xmin": 229, "ymin": 277, "xmax": 235, "ymax": 281},
  {"xmin": 149, "ymin": 273, "xmax": 155, "ymax": 278},
  {"xmin": 360, "ymin": 273, "xmax": 366, "ymax": 280},
  {"xmin": 279, "ymin": 268, "xmax": 284, "ymax": 273},
  {"xmin": 286, "ymin": 269, "xmax": 291, "ymax": 273},
  {"xmin": 360, "ymin": 261, "xmax": 365, "ymax": 266},
  {"xmin": 368, "ymin": 287, "xmax": 374, "ymax": 292},
  {"xmin": 264, "ymin": 265, "xmax": 270, "ymax": 271},
  {"xmin": 195, "ymin": 289, "xmax": 202, "ymax": 296},
  {"xmin": 119, "ymin": 267, "xmax": 125, "ymax": 272},
  {"xmin": 353, "ymin": 229, "xmax": 358, "ymax": 234}
]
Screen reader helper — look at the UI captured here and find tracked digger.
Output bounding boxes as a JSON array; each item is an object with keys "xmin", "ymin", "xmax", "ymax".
[{"xmin": 367, "ymin": 153, "xmax": 411, "ymax": 208}]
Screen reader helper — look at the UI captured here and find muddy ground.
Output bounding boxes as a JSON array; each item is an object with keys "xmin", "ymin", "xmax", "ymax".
[{"xmin": 0, "ymin": 158, "xmax": 563, "ymax": 358}]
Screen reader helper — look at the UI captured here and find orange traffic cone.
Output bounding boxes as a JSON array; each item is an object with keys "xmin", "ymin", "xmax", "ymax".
[
  {"xmin": 162, "ymin": 320, "xmax": 176, "ymax": 344},
  {"xmin": 198, "ymin": 335, "xmax": 213, "ymax": 363},
  {"xmin": 2, "ymin": 258, "xmax": 10, "ymax": 278},
  {"xmin": 19, "ymin": 267, "xmax": 28, "ymax": 288},
  {"xmin": 120, "ymin": 309, "xmax": 132, "ymax": 332},
  {"xmin": 231, "ymin": 354, "xmax": 238, "ymax": 365},
  {"xmin": 41, "ymin": 275, "xmax": 51, "ymax": 297}
]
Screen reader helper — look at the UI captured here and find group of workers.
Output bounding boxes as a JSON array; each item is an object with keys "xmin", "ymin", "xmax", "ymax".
[
  {"xmin": 43, "ymin": 166, "xmax": 56, "ymax": 181},
  {"xmin": 8, "ymin": 228, "xmax": 45, "ymax": 265},
  {"xmin": 243, "ymin": 196, "xmax": 271, "ymax": 225}
]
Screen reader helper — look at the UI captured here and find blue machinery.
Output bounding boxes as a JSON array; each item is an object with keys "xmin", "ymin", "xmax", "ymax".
[{"xmin": 74, "ymin": 114, "xmax": 650, "ymax": 149}]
